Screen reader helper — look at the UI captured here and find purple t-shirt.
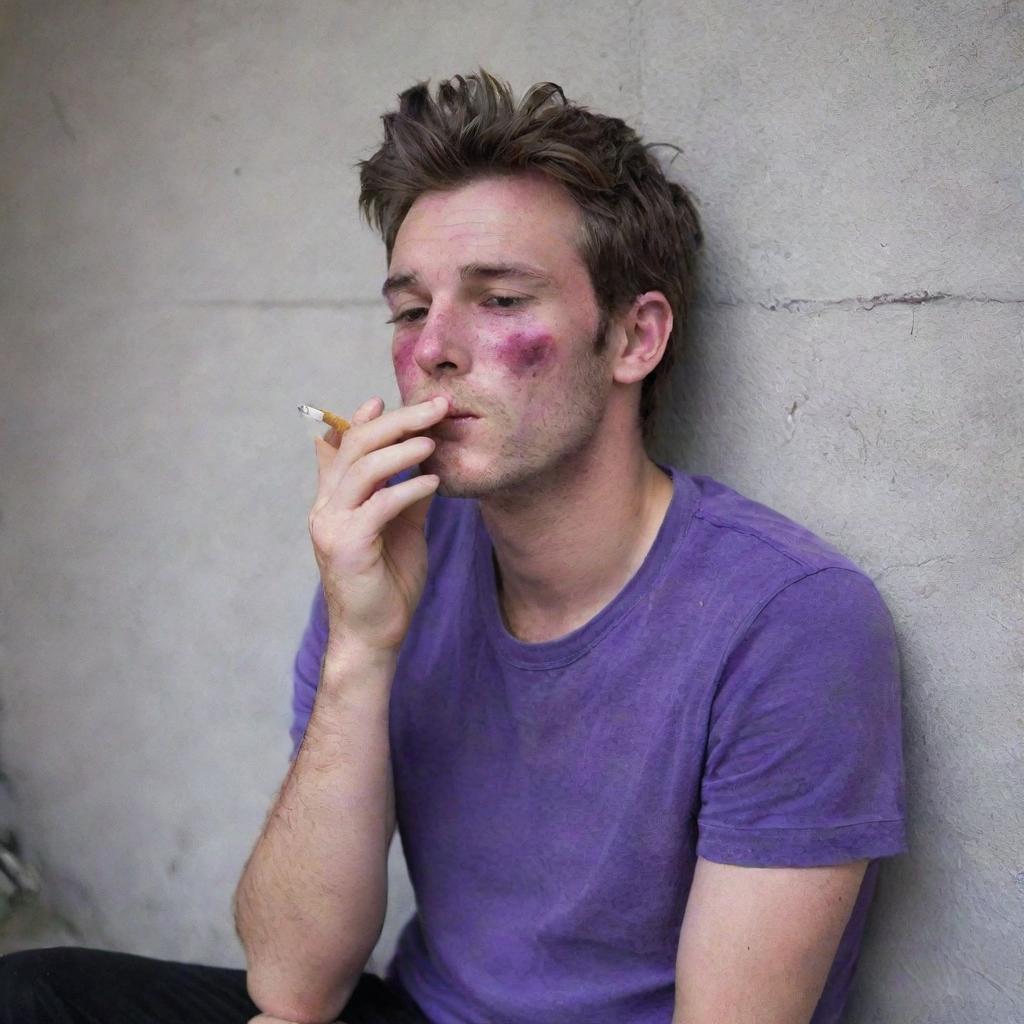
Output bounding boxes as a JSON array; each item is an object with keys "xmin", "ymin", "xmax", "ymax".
[{"xmin": 290, "ymin": 466, "xmax": 908, "ymax": 1024}]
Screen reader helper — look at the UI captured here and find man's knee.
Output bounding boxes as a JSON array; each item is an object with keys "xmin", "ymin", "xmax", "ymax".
[{"xmin": 0, "ymin": 946, "xmax": 84, "ymax": 1020}]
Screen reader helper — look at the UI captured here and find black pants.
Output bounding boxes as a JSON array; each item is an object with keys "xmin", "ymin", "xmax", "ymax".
[{"xmin": 0, "ymin": 946, "xmax": 431, "ymax": 1023}]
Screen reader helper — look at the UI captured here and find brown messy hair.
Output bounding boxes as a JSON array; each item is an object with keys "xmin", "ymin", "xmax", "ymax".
[{"xmin": 358, "ymin": 69, "xmax": 703, "ymax": 443}]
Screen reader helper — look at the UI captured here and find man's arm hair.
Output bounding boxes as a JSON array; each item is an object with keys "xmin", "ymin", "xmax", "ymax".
[{"xmin": 232, "ymin": 643, "xmax": 399, "ymax": 1024}]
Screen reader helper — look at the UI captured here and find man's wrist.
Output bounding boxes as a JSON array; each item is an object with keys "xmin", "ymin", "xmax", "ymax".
[{"xmin": 321, "ymin": 634, "xmax": 400, "ymax": 693}]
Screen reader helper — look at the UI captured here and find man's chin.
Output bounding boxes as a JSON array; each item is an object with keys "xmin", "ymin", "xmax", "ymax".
[
  {"xmin": 429, "ymin": 461, "xmax": 507, "ymax": 500},
  {"xmin": 420, "ymin": 453, "xmax": 478, "ymax": 499},
  {"xmin": 424, "ymin": 448, "xmax": 542, "ymax": 500},
  {"xmin": 434, "ymin": 471, "xmax": 491, "ymax": 499},
  {"xmin": 432, "ymin": 464, "xmax": 546, "ymax": 501}
]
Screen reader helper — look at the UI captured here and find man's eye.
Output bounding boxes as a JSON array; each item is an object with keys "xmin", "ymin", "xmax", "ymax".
[
  {"xmin": 386, "ymin": 297, "xmax": 526, "ymax": 324},
  {"xmin": 386, "ymin": 307, "xmax": 427, "ymax": 324}
]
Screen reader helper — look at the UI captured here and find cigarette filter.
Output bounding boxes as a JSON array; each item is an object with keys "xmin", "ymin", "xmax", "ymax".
[{"xmin": 298, "ymin": 404, "xmax": 350, "ymax": 434}]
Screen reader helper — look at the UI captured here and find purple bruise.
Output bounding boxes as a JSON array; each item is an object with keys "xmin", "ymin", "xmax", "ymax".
[{"xmin": 499, "ymin": 330, "xmax": 553, "ymax": 374}]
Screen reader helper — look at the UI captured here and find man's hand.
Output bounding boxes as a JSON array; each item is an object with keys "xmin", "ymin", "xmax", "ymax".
[{"xmin": 310, "ymin": 394, "xmax": 448, "ymax": 656}]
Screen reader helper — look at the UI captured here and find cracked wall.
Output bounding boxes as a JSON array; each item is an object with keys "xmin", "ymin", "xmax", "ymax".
[{"xmin": 0, "ymin": 2, "xmax": 1021, "ymax": 1021}]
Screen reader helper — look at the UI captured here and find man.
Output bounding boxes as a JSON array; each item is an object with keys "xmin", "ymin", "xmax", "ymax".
[{"xmin": 0, "ymin": 70, "xmax": 906, "ymax": 1024}]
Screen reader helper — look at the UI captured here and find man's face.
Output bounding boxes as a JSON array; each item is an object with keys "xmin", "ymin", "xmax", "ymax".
[{"xmin": 384, "ymin": 172, "xmax": 615, "ymax": 499}]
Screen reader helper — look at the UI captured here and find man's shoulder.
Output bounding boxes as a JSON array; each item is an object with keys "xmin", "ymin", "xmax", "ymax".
[{"xmin": 687, "ymin": 472, "xmax": 867, "ymax": 579}]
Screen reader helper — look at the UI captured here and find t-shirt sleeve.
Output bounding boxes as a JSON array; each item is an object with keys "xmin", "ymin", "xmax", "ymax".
[
  {"xmin": 289, "ymin": 582, "xmax": 328, "ymax": 761},
  {"xmin": 697, "ymin": 567, "xmax": 909, "ymax": 867}
]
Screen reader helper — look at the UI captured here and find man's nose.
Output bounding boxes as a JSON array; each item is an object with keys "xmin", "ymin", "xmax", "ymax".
[{"xmin": 412, "ymin": 304, "xmax": 471, "ymax": 376}]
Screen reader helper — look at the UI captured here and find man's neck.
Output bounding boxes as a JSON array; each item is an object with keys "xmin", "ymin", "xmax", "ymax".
[{"xmin": 478, "ymin": 436, "xmax": 674, "ymax": 644}]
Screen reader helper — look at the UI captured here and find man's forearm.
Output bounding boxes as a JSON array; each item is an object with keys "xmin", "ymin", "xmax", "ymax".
[{"xmin": 234, "ymin": 642, "xmax": 398, "ymax": 1024}]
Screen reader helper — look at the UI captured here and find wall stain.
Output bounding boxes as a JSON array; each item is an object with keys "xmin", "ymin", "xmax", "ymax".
[{"xmin": 47, "ymin": 91, "xmax": 77, "ymax": 144}]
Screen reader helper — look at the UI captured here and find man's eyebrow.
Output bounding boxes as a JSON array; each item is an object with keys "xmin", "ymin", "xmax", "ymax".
[
  {"xmin": 381, "ymin": 271, "xmax": 418, "ymax": 299},
  {"xmin": 459, "ymin": 262, "xmax": 553, "ymax": 287},
  {"xmin": 381, "ymin": 262, "xmax": 552, "ymax": 299}
]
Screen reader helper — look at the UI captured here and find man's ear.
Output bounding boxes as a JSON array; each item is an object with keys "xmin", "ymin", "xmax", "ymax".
[{"xmin": 611, "ymin": 291, "xmax": 673, "ymax": 385}]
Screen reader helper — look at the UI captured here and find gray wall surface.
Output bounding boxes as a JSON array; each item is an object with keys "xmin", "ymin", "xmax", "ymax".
[{"xmin": 1, "ymin": 2, "xmax": 1021, "ymax": 1021}]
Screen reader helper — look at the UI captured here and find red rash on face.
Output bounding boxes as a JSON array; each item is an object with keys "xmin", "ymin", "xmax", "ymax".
[
  {"xmin": 392, "ymin": 327, "xmax": 556, "ymax": 391},
  {"xmin": 497, "ymin": 330, "xmax": 554, "ymax": 375},
  {"xmin": 392, "ymin": 336, "xmax": 416, "ymax": 384}
]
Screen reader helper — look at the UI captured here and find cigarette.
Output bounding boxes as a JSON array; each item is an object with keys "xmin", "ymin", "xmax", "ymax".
[{"xmin": 297, "ymin": 404, "xmax": 350, "ymax": 434}]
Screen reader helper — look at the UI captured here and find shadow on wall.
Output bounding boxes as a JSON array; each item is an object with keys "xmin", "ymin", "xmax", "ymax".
[{"xmin": 0, "ymin": 831, "xmax": 82, "ymax": 954}]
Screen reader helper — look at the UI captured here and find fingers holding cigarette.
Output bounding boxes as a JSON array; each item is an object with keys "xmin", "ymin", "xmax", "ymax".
[
  {"xmin": 300, "ymin": 397, "xmax": 391, "ymax": 447},
  {"xmin": 302, "ymin": 395, "xmax": 449, "ymax": 650},
  {"xmin": 332, "ymin": 397, "xmax": 383, "ymax": 446},
  {"xmin": 305, "ymin": 399, "xmax": 380, "ymax": 477},
  {"xmin": 313, "ymin": 398, "xmax": 449, "ymax": 511}
]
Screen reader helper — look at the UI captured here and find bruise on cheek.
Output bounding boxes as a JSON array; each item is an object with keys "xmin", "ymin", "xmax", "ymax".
[
  {"xmin": 392, "ymin": 336, "xmax": 416, "ymax": 384},
  {"xmin": 498, "ymin": 330, "xmax": 555, "ymax": 375}
]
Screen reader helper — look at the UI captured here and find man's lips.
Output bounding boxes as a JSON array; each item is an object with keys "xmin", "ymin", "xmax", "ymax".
[
  {"xmin": 419, "ymin": 396, "xmax": 480, "ymax": 425},
  {"xmin": 428, "ymin": 399, "xmax": 479, "ymax": 419},
  {"xmin": 430, "ymin": 406, "xmax": 480, "ymax": 436}
]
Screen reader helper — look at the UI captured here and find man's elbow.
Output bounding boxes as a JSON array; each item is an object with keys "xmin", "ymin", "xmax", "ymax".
[{"xmin": 244, "ymin": 961, "xmax": 361, "ymax": 1024}]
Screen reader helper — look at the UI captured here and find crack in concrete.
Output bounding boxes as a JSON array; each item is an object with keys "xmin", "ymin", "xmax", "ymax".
[
  {"xmin": 875, "ymin": 556, "xmax": 953, "ymax": 578},
  {"xmin": 755, "ymin": 291, "xmax": 1024, "ymax": 313},
  {"xmin": 983, "ymin": 79, "xmax": 1024, "ymax": 105}
]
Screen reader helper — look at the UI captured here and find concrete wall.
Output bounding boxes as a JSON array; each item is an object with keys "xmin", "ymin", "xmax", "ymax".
[{"xmin": 1, "ymin": 2, "xmax": 1020, "ymax": 1021}]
